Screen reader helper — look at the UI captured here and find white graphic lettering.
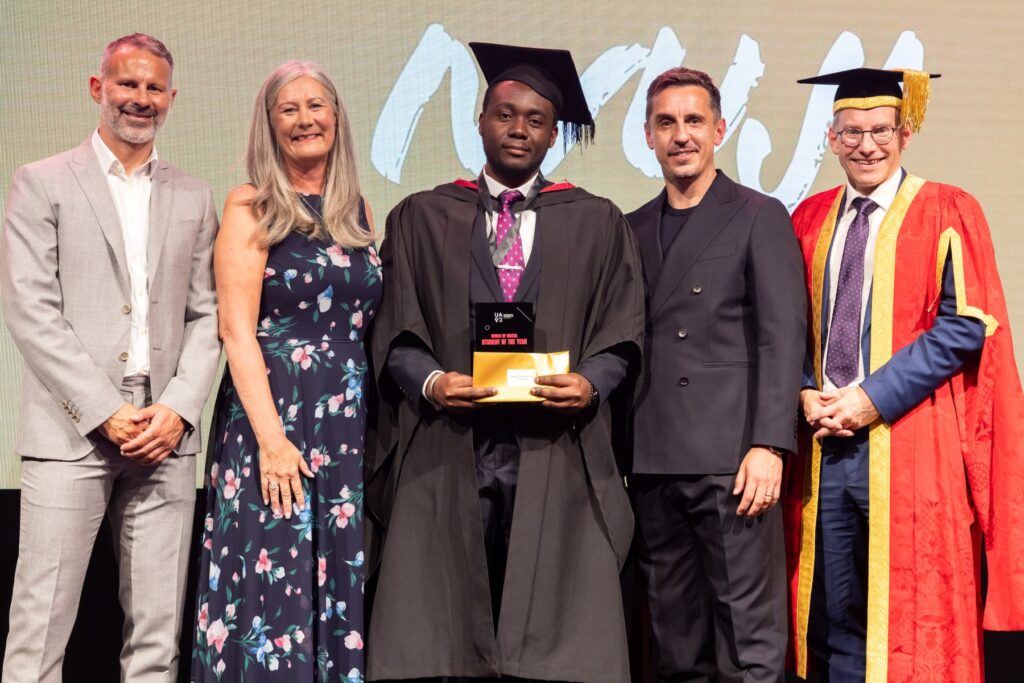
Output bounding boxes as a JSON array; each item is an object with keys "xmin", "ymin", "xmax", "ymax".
[{"xmin": 371, "ymin": 26, "xmax": 926, "ymax": 209}]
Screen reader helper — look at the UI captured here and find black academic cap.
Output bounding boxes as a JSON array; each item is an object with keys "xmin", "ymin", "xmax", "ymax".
[
  {"xmin": 797, "ymin": 67, "xmax": 941, "ymax": 132},
  {"xmin": 469, "ymin": 41, "xmax": 595, "ymax": 145}
]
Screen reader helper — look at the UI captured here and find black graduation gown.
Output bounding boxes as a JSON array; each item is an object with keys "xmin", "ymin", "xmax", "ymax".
[{"xmin": 366, "ymin": 180, "xmax": 645, "ymax": 682}]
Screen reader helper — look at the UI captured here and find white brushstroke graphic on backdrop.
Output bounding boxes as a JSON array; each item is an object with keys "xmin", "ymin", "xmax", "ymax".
[
  {"xmin": 371, "ymin": 24, "xmax": 482, "ymax": 183},
  {"xmin": 544, "ymin": 27, "xmax": 683, "ymax": 176},
  {"xmin": 371, "ymin": 25, "xmax": 926, "ymax": 209}
]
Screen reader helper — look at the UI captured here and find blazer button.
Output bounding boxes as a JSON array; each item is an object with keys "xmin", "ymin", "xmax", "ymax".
[
  {"xmin": 122, "ymin": 304, "xmax": 132, "ymax": 314},
  {"xmin": 677, "ymin": 328, "xmax": 688, "ymax": 339},
  {"xmin": 691, "ymin": 284, "xmax": 703, "ymax": 295},
  {"xmin": 119, "ymin": 351, "xmax": 129, "ymax": 361},
  {"xmin": 678, "ymin": 377, "xmax": 689, "ymax": 387}
]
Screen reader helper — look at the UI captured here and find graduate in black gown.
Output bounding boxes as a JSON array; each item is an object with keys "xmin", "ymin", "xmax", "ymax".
[{"xmin": 366, "ymin": 43, "xmax": 644, "ymax": 683}]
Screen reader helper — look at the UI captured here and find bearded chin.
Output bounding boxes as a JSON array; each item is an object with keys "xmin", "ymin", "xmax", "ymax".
[
  {"xmin": 118, "ymin": 122, "xmax": 156, "ymax": 144},
  {"xmin": 102, "ymin": 104, "xmax": 161, "ymax": 145}
]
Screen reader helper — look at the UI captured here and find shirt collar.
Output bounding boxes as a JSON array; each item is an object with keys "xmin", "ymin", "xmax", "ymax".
[
  {"xmin": 843, "ymin": 167, "xmax": 902, "ymax": 214},
  {"xmin": 483, "ymin": 170, "xmax": 537, "ymax": 199},
  {"xmin": 91, "ymin": 129, "xmax": 158, "ymax": 178}
]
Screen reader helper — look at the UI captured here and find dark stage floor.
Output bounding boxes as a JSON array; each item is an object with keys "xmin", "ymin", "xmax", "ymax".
[{"xmin": 0, "ymin": 489, "xmax": 1019, "ymax": 682}]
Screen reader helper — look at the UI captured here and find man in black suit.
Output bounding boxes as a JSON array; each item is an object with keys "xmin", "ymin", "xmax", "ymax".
[{"xmin": 626, "ymin": 67, "xmax": 806, "ymax": 682}]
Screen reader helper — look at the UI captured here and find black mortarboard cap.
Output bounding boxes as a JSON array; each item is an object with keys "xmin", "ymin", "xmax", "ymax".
[
  {"xmin": 797, "ymin": 67, "xmax": 941, "ymax": 132},
  {"xmin": 469, "ymin": 41, "xmax": 595, "ymax": 146}
]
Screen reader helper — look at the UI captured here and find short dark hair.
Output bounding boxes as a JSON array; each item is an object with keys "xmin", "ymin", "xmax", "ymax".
[
  {"xmin": 481, "ymin": 82, "xmax": 497, "ymax": 114},
  {"xmin": 645, "ymin": 67, "xmax": 721, "ymax": 121},
  {"xmin": 100, "ymin": 33, "xmax": 174, "ymax": 76}
]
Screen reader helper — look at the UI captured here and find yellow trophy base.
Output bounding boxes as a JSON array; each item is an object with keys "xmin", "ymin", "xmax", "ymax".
[{"xmin": 472, "ymin": 351, "xmax": 570, "ymax": 402}]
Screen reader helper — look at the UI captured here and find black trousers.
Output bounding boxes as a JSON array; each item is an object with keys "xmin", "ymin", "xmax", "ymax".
[
  {"xmin": 633, "ymin": 473, "xmax": 787, "ymax": 683},
  {"xmin": 473, "ymin": 411, "xmax": 522, "ymax": 627}
]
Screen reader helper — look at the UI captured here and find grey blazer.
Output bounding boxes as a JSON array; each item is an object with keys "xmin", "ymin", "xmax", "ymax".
[{"xmin": 0, "ymin": 137, "xmax": 221, "ymax": 460}]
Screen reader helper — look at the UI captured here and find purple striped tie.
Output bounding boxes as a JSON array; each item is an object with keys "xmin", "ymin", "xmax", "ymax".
[
  {"xmin": 495, "ymin": 189, "xmax": 525, "ymax": 302},
  {"xmin": 825, "ymin": 196, "xmax": 878, "ymax": 387}
]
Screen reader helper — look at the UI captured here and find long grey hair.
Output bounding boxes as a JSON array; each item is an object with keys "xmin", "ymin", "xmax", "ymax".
[{"xmin": 246, "ymin": 60, "xmax": 372, "ymax": 248}]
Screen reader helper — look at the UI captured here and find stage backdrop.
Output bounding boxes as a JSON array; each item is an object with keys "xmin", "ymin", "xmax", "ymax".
[{"xmin": 1, "ymin": 0, "xmax": 1022, "ymax": 487}]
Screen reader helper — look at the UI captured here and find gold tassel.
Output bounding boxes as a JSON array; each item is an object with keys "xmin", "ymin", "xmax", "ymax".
[{"xmin": 899, "ymin": 69, "xmax": 931, "ymax": 132}]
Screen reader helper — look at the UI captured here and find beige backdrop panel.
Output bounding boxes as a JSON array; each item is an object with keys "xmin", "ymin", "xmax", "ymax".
[{"xmin": 1, "ymin": 0, "xmax": 1021, "ymax": 487}]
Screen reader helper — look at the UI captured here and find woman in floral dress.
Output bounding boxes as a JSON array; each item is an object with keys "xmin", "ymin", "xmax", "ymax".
[{"xmin": 192, "ymin": 61, "xmax": 380, "ymax": 681}]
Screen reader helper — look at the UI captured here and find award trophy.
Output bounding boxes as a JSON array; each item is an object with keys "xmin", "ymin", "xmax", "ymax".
[{"xmin": 471, "ymin": 303, "xmax": 569, "ymax": 402}]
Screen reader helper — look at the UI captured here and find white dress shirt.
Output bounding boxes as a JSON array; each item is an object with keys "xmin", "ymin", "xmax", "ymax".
[
  {"xmin": 421, "ymin": 170, "xmax": 541, "ymax": 403},
  {"xmin": 821, "ymin": 168, "xmax": 902, "ymax": 392},
  {"xmin": 91, "ymin": 130, "xmax": 156, "ymax": 378},
  {"xmin": 483, "ymin": 170, "xmax": 539, "ymax": 264}
]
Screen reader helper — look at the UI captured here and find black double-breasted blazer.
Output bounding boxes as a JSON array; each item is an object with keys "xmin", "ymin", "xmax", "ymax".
[{"xmin": 626, "ymin": 171, "xmax": 807, "ymax": 474}]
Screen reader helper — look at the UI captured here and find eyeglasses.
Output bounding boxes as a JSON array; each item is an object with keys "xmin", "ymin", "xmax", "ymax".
[{"xmin": 836, "ymin": 126, "xmax": 898, "ymax": 147}]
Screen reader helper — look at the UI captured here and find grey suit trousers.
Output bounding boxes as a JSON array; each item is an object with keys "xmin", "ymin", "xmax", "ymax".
[{"xmin": 3, "ymin": 378, "xmax": 195, "ymax": 683}]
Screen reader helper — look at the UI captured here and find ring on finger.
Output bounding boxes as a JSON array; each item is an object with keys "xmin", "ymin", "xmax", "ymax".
[{"xmin": 268, "ymin": 481, "xmax": 279, "ymax": 491}]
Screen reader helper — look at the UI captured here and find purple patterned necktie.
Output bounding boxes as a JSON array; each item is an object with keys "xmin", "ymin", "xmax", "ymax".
[
  {"xmin": 494, "ymin": 189, "xmax": 525, "ymax": 302},
  {"xmin": 825, "ymin": 196, "xmax": 879, "ymax": 387}
]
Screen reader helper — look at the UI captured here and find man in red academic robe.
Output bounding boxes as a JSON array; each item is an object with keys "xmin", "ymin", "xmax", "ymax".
[{"xmin": 785, "ymin": 68, "xmax": 1024, "ymax": 683}]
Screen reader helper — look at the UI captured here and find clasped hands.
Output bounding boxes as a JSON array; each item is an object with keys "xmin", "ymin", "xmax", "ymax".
[
  {"xmin": 801, "ymin": 385, "xmax": 880, "ymax": 440},
  {"xmin": 98, "ymin": 402, "xmax": 186, "ymax": 465},
  {"xmin": 429, "ymin": 371, "xmax": 592, "ymax": 414}
]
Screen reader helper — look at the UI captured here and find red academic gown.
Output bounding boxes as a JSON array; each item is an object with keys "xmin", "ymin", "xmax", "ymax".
[{"xmin": 784, "ymin": 176, "xmax": 1024, "ymax": 682}]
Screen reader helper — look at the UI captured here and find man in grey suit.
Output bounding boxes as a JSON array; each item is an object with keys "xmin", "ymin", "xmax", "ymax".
[
  {"xmin": 0, "ymin": 33, "xmax": 220, "ymax": 682},
  {"xmin": 626, "ymin": 67, "xmax": 806, "ymax": 681}
]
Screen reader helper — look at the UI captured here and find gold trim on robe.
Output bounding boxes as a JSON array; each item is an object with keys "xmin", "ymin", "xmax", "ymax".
[
  {"xmin": 795, "ymin": 191, "xmax": 843, "ymax": 678},
  {"xmin": 795, "ymin": 175, "xmax": 926, "ymax": 682},
  {"xmin": 935, "ymin": 228, "xmax": 1000, "ymax": 337},
  {"xmin": 864, "ymin": 174, "xmax": 924, "ymax": 683}
]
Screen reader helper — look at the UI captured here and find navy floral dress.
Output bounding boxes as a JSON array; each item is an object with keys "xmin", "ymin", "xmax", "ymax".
[{"xmin": 193, "ymin": 196, "xmax": 380, "ymax": 681}]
